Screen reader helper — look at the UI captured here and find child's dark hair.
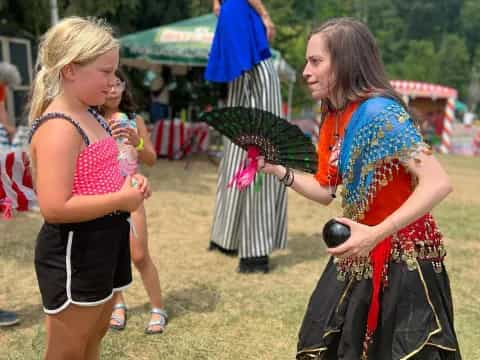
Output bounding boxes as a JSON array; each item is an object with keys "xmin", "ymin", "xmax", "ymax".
[{"xmin": 116, "ymin": 68, "xmax": 137, "ymax": 118}]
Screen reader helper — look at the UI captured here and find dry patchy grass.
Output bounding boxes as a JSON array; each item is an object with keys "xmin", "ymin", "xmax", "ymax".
[{"xmin": 1, "ymin": 155, "xmax": 479, "ymax": 359}]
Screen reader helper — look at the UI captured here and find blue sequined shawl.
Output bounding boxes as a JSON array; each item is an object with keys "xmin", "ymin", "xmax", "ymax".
[{"xmin": 338, "ymin": 97, "xmax": 426, "ymax": 220}]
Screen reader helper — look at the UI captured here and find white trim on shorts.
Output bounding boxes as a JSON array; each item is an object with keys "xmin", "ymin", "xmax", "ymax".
[{"xmin": 43, "ymin": 231, "xmax": 132, "ymax": 315}]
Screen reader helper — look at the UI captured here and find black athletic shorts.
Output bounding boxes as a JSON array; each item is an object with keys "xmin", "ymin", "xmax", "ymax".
[{"xmin": 34, "ymin": 212, "xmax": 132, "ymax": 314}]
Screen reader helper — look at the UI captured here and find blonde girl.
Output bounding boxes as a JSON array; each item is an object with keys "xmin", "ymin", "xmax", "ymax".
[{"xmin": 28, "ymin": 17, "xmax": 150, "ymax": 359}]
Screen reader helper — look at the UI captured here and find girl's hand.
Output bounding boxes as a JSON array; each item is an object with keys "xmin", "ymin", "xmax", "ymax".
[
  {"xmin": 117, "ymin": 175, "xmax": 144, "ymax": 212},
  {"xmin": 327, "ymin": 218, "xmax": 380, "ymax": 258},
  {"xmin": 109, "ymin": 119, "xmax": 141, "ymax": 147},
  {"xmin": 115, "ymin": 127, "xmax": 141, "ymax": 147},
  {"xmin": 132, "ymin": 173, "xmax": 152, "ymax": 199}
]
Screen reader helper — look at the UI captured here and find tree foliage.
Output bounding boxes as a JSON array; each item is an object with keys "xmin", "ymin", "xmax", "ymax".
[
  {"xmin": 263, "ymin": 0, "xmax": 476, "ymax": 105},
  {"xmin": 0, "ymin": 0, "xmax": 477, "ymax": 108}
]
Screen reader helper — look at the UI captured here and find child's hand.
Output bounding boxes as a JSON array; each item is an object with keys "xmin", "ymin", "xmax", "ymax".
[
  {"xmin": 132, "ymin": 173, "xmax": 152, "ymax": 199},
  {"xmin": 117, "ymin": 175, "xmax": 144, "ymax": 212},
  {"xmin": 108, "ymin": 118, "xmax": 123, "ymax": 132},
  {"xmin": 108, "ymin": 117, "xmax": 141, "ymax": 147},
  {"xmin": 112, "ymin": 126, "xmax": 141, "ymax": 147}
]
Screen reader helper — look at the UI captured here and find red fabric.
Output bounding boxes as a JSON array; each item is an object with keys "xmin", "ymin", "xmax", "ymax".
[
  {"xmin": 366, "ymin": 237, "xmax": 391, "ymax": 338},
  {"xmin": 155, "ymin": 119, "xmax": 165, "ymax": 154},
  {"xmin": 183, "ymin": 126, "xmax": 195, "ymax": 155},
  {"xmin": 0, "ymin": 162, "xmax": 6, "ymax": 201},
  {"xmin": 72, "ymin": 138, "xmax": 123, "ymax": 195},
  {"xmin": 315, "ymin": 102, "xmax": 359, "ymax": 186},
  {"xmin": 179, "ymin": 121, "xmax": 185, "ymax": 154},
  {"xmin": 5, "ymin": 152, "xmax": 28, "ymax": 211},
  {"xmin": 0, "ymin": 84, "xmax": 5, "ymax": 103},
  {"xmin": 0, "ymin": 197, "xmax": 13, "ymax": 219},
  {"xmin": 0, "ymin": 150, "xmax": 37, "ymax": 215},
  {"xmin": 22, "ymin": 152, "xmax": 33, "ymax": 189},
  {"xmin": 362, "ymin": 167, "xmax": 414, "ymax": 337},
  {"xmin": 168, "ymin": 119, "xmax": 175, "ymax": 158},
  {"xmin": 152, "ymin": 119, "xmax": 210, "ymax": 159},
  {"xmin": 362, "ymin": 166, "xmax": 413, "ymax": 225}
]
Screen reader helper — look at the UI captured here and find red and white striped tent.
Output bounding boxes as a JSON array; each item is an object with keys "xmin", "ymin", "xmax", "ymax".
[
  {"xmin": 0, "ymin": 126, "xmax": 38, "ymax": 218},
  {"xmin": 150, "ymin": 118, "xmax": 210, "ymax": 159},
  {"xmin": 390, "ymin": 80, "xmax": 457, "ymax": 154},
  {"xmin": 0, "ymin": 150, "xmax": 37, "ymax": 217}
]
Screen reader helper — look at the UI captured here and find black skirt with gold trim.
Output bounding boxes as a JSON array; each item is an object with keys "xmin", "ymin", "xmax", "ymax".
[{"xmin": 297, "ymin": 258, "xmax": 461, "ymax": 360}]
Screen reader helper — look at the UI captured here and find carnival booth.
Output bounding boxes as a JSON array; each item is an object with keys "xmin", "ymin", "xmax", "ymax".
[
  {"xmin": 391, "ymin": 80, "xmax": 479, "ymax": 156},
  {"xmin": 390, "ymin": 80, "xmax": 458, "ymax": 154},
  {"xmin": 120, "ymin": 14, "xmax": 296, "ymax": 159}
]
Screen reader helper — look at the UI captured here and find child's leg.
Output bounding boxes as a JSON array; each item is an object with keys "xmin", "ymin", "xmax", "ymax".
[
  {"xmin": 130, "ymin": 204, "xmax": 165, "ymax": 329},
  {"xmin": 85, "ymin": 298, "xmax": 115, "ymax": 359},
  {"xmin": 112, "ymin": 291, "xmax": 125, "ymax": 306},
  {"xmin": 44, "ymin": 299, "xmax": 113, "ymax": 360},
  {"xmin": 109, "ymin": 291, "xmax": 127, "ymax": 328}
]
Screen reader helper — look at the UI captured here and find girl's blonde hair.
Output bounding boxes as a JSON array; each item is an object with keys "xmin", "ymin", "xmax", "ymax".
[{"xmin": 28, "ymin": 17, "xmax": 119, "ymax": 123}]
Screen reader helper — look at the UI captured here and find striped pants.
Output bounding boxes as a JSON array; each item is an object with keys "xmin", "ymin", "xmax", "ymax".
[{"xmin": 210, "ymin": 59, "xmax": 288, "ymax": 258}]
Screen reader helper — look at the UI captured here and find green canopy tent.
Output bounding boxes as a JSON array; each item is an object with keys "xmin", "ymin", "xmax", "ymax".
[
  {"xmin": 120, "ymin": 13, "xmax": 296, "ymax": 118},
  {"xmin": 455, "ymin": 100, "xmax": 468, "ymax": 113}
]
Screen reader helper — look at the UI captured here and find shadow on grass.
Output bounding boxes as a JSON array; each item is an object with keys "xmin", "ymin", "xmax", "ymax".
[
  {"xmin": 273, "ymin": 232, "xmax": 329, "ymax": 270},
  {"xmin": 128, "ymin": 283, "xmax": 221, "ymax": 321}
]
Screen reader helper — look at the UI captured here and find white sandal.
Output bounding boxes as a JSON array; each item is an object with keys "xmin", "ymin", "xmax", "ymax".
[
  {"xmin": 144, "ymin": 308, "xmax": 168, "ymax": 334},
  {"xmin": 110, "ymin": 303, "xmax": 127, "ymax": 331}
]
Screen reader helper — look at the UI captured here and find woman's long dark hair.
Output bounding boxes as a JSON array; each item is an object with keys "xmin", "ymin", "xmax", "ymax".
[
  {"xmin": 114, "ymin": 68, "xmax": 137, "ymax": 119},
  {"xmin": 309, "ymin": 18, "xmax": 407, "ymax": 113}
]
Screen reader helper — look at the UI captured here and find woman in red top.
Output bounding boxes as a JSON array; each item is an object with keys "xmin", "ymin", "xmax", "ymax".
[{"xmin": 261, "ymin": 18, "xmax": 460, "ymax": 359}]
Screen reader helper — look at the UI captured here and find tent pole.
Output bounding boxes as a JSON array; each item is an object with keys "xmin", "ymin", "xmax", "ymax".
[
  {"xmin": 287, "ymin": 81, "xmax": 294, "ymax": 121},
  {"xmin": 440, "ymin": 97, "xmax": 455, "ymax": 154},
  {"xmin": 50, "ymin": 0, "xmax": 59, "ymax": 25}
]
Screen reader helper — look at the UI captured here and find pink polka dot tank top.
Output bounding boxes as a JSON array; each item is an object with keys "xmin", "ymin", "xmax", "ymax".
[
  {"xmin": 72, "ymin": 137, "xmax": 123, "ymax": 195},
  {"xmin": 29, "ymin": 108, "xmax": 124, "ymax": 195}
]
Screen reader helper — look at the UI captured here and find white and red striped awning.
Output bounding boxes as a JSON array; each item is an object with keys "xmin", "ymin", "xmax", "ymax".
[
  {"xmin": 151, "ymin": 119, "xmax": 210, "ymax": 159},
  {"xmin": 1, "ymin": 150, "xmax": 37, "ymax": 217},
  {"xmin": 391, "ymin": 80, "xmax": 457, "ymax": 99}
]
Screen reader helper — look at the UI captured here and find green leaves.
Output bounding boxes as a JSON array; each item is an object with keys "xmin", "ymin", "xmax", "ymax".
[
  {"xmin": 437, "ymin": 34, "xmax": 470, "ymax": 98},
  {"xmin": 2, "ymin": 0, "xmax": 477, "ymax": 107}
]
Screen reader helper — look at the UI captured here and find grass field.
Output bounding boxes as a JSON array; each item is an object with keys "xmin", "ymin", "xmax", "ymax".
[{"xmin": 1, "ymin": 154, "xmax": 479, "ymax": 360}]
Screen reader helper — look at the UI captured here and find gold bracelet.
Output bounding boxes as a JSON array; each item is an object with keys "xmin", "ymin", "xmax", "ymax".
[{"xmin": 136, "ymin": 137, "xmax": 144, "ymax": 151}]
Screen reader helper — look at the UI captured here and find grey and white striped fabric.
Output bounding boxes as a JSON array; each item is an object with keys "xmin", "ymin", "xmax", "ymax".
[{"xmin": 210, "ymin": 58, "xmax": 288, "ymax": 258}]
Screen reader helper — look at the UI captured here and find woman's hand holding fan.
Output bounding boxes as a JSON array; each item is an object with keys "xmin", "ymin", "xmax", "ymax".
[{"xmin": 200, "ymin": 107, "xmax": 318, "ymax": 190}]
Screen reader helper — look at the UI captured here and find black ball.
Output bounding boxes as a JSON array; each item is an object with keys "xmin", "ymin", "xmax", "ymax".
[{"xmin": 322, "ymin": 219, "xmax": 351, "ymax": 248}]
